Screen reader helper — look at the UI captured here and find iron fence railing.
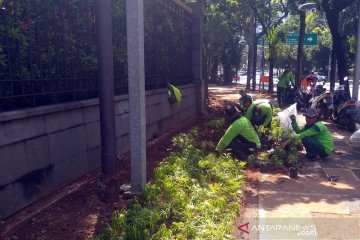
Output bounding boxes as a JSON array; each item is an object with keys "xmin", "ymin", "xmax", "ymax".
[{"xmin": 0, "ymin": 0, "xmax": 192, "ymax": 112}]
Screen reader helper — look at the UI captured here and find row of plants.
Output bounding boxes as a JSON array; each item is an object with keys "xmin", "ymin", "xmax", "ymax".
[
  {"xmin": 93, "ymin": 127, "xmax": 245, "ymax": 240},
  {"xmin": 92, "ymin": 106, "xmax": 302, "ymax": 239}
]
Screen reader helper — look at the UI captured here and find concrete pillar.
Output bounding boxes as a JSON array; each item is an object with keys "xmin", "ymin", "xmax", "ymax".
[
  {"xmin": 189, "ymin": 2, "xmax": 204, "ymax": 115},
  {"xmin": 126, "ymin": 0, "xmax": 146, "ymax": 193},
  {"xmin": 94, "ymin": 0, "xmax": 117, "ymax": 176}
]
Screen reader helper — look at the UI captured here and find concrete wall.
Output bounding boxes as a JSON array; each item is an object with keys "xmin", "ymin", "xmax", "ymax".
[{"xmin": 0, "ymin": 84, "xmax": 196, "ymax": 220}]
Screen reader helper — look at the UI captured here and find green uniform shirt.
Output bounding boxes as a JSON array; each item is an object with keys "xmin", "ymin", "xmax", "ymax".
[
  {"xmin": 168, "ymin": 84, "xmax": 182, "ymax": 104},
  {"xmin": 291, "ymin": 121, "xmax": 334, "ymax": 155},
  {"xmin": 216, "ymin": 117, "xmax": 261, "ymax": 153},
  {"xmin": 245, "ymin": 100, "xmax": 273, "ymax": 127},
  {"xmin": 278, "ymin": 71, "xmax": 294, "ymax": 88}
]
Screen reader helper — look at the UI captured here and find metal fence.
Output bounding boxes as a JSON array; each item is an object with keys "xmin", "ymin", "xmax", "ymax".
[{"xmin": 0, "ymin": 0, "xmax": 193, "ymax": 112}]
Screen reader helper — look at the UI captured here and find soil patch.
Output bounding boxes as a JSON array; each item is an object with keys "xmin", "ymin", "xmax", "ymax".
[{"xmin": 0, "ymin": 92, "xmax": 230, "ymax": 240}]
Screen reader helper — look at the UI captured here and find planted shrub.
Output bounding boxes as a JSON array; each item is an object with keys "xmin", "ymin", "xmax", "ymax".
[
  {"xmin": 205, "ymin": 118, "xmax": 226, "ymax": 130},
  {"xmin": 247, "ymin": 116, "xmax": 301, "ymax": 170},
  {"xmin": 94, "ymin": 129, "xmax": 245, "ymax": 240}
]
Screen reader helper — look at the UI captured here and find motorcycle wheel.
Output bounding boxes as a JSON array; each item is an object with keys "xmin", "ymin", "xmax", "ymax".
[
  {"xmin": 322, "ymin": 108, "xmax": 331, "ymax": 120},
  {"xmin": 316, "ymin": 102, "xmax": 329, "ymax": 120},
  {"xmin": 330, "ymin": 111, "xmax": 339, "ymax": 123}
]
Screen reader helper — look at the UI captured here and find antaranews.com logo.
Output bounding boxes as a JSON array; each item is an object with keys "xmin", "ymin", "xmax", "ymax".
[
  {"xmin": 237, "ymin": 217, "xmax": 360, "ymax": 239},
  {"xmin": 238, "ymin": 222, "xmax": 317, "ymax": 238}
]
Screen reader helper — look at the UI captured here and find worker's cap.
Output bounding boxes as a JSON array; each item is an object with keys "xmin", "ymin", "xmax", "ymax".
[
  {"xmin": 303, "ymin": 108, "xmax": 318, "ymax": 118},
  {"xmin": 239, "ymin": 89, "xmax": 246, "ymax": 95}
]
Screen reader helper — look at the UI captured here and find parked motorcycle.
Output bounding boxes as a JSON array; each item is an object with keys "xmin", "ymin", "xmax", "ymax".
[
  {"xmin": 284, "ymin": 84, "xmax": 296, "ymax": 106},
  {"xmin": 296, "ymin": 85, "xmax": 315, "ymax": 110},
  {"xmin": 331, "ymin": 77, "xmax": 358, "ymax": 132},
  {"xmin": 216, "ymin": 74, "xmax": 224, "ymax": 86},
  {"xmin": 310, "ymin": 84, "xmax": 334, "ymax": 120},
  {"xmin": 296, "ymin": 74, "xmax": 317, "ymax": 110}
]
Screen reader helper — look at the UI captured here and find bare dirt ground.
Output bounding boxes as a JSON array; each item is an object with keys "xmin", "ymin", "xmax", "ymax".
[{"xmin": 0, "ymin": 90, "xmax": 229, "ymax": 240}]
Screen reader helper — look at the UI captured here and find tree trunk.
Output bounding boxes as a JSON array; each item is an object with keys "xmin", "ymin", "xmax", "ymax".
[
  {"xmin": 325, "ymin": 10, "xmax": 347, "ymax": 84},
  {"xmin": 246, "ymin": 44, "xmax": 252, "ymax": 90},
  {"xmin": 247, "ymin": 9, "xmax": 256, "ymax": 90},
  {"xmin": 268, "ymin": 43, "xmax": 276, "ymax": 94},
  {"xmin": 268, "ymin": 56, "xmax": 274, "ymax": 94},
  {"xmin": 246, "ymin": 45, "xmax": 252, "ymax": 90},
  {"xmin": 296, "ymin": 11, "xmax": 306, "ymax": 89},
  {"xmin": 223, "ymin": 64, "xmax": 232, "ymax": 85},
  {"xmin": 252, "ymin": 41, "xmax": 258, "ymax": 91},
  {"xmin": 210, "ymin": 59, "xmax": 218, "ymax": 84},
  {"xmin": 330, "ymin": 49, "xmax": 336, "ymax": 91}
]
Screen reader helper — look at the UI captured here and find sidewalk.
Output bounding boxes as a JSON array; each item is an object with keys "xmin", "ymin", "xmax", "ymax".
[{"xmin": 208, "ymin": 85, "xmax": 360, "ymax": 239}]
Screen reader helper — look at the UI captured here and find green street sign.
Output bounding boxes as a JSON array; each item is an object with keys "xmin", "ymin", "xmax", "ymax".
[
  {"xmin": 285, "ymin": 33, "xmax": 318, "ymax": 46},
  {"xmin": 304, "ymin": 33, "xmax": 318, "ymax": 45},
  {"xmin": 285, "ymin": 33, "xmax": 299, "ymax": 45}
]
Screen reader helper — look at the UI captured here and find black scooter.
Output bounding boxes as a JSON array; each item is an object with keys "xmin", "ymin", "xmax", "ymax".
[
  {"xmin": 284, "ymin": 84, "xmax": 296, "ymax": 106},
  {"xmin": 296, "ymin": 85, "xmax": 315, "ymax": 110},
  {"xmin": 331, "ymin": 77, "xmax": 358, "ymax": 132}
]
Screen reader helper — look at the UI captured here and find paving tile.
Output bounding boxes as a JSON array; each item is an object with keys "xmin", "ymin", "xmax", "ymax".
[
  {"xmin": 333, "ymin": 140, "xmax": 348, "ymax": 147},
  {"xmin": 352, "ymin": 169, "xmax": 360, "ymax": 181},
  {"xmin": 340, "ymin": 153, "xmax": 358, "ymax": 161},
  {"xmin": 257, "ymin": 211, "xmax": 316, "ymax": 240},
  {"xmin": 319, "ymin": 158, "xmax": 348, "ymax": 168},
  {"xmin": 258, "ymin": 169, "xmax": 360, "ymax": 195},
  {"xmin": 259, "ymin": 191, "xmax": 350, "ymax": 214},
  {"xmin": 346, "ymin": 160, "xmax": 360, "ymax": 169},
  {"xmin": 344, "ymin": 197, "xmax": 360, "ymax": 214},
  {"xmin": 311, "ymin": 213, "xmax": 360, "ymax": 239},
  {"xmin": 321, "ymin": 168, "xmax": 360, "ymax": 195}
]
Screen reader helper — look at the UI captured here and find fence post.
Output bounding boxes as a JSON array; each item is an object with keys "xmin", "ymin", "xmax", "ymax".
[
  {"xmin": 95, "ymin": 0, "xmax": 118, "ymax": 201},
  {"xmin": 189, "ymin": 2, "xmax": 204, "ymax": 115},
  {"xmin": 126, "ymin": 0, "xmax": 147, "ymax": 193}
]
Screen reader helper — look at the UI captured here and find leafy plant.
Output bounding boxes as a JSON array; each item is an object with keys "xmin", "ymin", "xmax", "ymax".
[
  {"xmin": 205, "ymin": 118, "xmax": 226, "ymax": 129},
  {"xmin": 94, "ymin": 128, "xmax": 245, "ymax": 240},
  {"xmin": 247, "ymin": 116, "xmax": 300, "ymax": 170},
  {"xmin": 200, "ymin": 140, "xmax": 216, "ymax": 152}
]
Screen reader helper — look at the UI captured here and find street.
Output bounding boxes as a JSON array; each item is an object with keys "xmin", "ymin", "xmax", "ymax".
[{"xmin": 235, "ymin": 73, "xmax": 360, "ymax": 100}]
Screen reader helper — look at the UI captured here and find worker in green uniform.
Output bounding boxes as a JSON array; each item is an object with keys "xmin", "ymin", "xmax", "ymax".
[
  {"xmin": 245, "ymin": 100, "xmax": 273, "ymax": 128},
  {"xmin": 237, "ymin": 89, "xmax": 253, "ymax": 113},
  {"xmin": 168, "ymin": 84, "xmax": 181, "ymax": 105},
  {"xmin": 287, "ymin": 108, "xmax": 333, "ymax": 160},
  {"xmin": 216, "ymin": 117, "xmax": 261, "ymax": 159},
  {"xmin": 277, "ymin": 65, "xmax": 294, "ymax": 107}
]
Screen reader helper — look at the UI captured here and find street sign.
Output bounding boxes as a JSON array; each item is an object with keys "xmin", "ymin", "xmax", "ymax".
[
  {"xmin": 285, "ymin": 33, "xmax": 318, "ymax": 46},
  {"xmin": 304, "ymin": 33, "xmax": 318, "ymax": 45}
]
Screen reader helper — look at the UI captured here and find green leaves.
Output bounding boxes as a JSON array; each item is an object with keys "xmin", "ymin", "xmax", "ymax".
[
  {"xmin": 95, "ymin": 128, "xmax": 245, "ymax": 240},
  {"xmin": 205, "ymin": 118, "xmax": 226, "ymax": 129}
]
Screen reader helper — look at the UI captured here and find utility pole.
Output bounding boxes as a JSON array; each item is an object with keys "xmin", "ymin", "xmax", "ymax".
[
  {"xmin": 246, "ymin": 10, "xmax": 255, "ymax": 90},
  {"xmin": 296, "ymin": 10, "xmax": 305, "ymax": 89},
  {"xmin": 251, "ymin": 16, "xmax": 257, "ymax": 91},
  {"xmin": 260, "ymin": 40, "xmax": 265, "ymax": 78}
]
